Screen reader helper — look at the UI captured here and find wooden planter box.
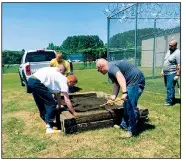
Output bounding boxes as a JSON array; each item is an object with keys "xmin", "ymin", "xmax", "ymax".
[{"xmin": 57, "ymin": 92, "xmax": 149, "ymax": 135}]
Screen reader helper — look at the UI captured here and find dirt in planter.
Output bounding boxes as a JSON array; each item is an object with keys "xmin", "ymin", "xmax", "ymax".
[{"xmin": 61, "ymin": 95, "xmax": 122, "ymax": 112}]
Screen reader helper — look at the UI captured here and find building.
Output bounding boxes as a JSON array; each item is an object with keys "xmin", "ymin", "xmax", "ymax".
[{"xmin": 141, "ymin": 27, "xmax": 180, "ymax": 67}]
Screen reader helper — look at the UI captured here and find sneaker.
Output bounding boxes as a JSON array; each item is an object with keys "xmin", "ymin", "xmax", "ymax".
[
  {"xmin": 164, "ymin": 102, "xmax": 172, "ymax": 106},
  {"xmin": 120, "ymin": 132, "xmax": 133, "ymax": 138},
  {"xmin": 46, "ymin": 124, "xmax": 51, "ymax": 128},
  {"xmin": 113, "ymin": 124, "xmax": 121, "ymax": 129},
  {"xmin": 113, "ymin": 124, "xmax": 128, "ymax": 131},
  {"xmin": 46, "ymin": 127, "xmax": 61, "ymax": 134}
]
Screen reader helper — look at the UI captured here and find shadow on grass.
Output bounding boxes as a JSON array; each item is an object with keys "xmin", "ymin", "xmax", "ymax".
[
  {"xmin": 172, "ymin": 98, "xmax": 181, "ymax": 105},
  {"xmin": 136, "ymin": 118, "xmax": 155, "ymax": 136}
]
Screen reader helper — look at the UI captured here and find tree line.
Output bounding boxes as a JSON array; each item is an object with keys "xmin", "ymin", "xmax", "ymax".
[
  {"xmin": 2, "ymin": 50, "xmax": 24, "ymax": 66},
  {"xmin": 46, "ymin": 35, "xmax": 106, "ymax": 61},
  {"xmin": 109, "ymin": 27, "xmax": 180, "ymax": 60},
  {"xmin": 2, "ymin": 27, "xmax": 179, "ymax": 65}
]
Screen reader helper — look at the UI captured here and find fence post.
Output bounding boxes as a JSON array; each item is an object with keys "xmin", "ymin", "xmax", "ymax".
[
  {"xmin": 134, "ymin": 3, "xmax": 138, "ymax": 66},
  {"xmin": 152, "ymin": 17, "xmax": 157, "ymax": 78},
  {"xmin": 107, "ymin": 16, "xmax": 112, "ymax": 83},
  {"xmin": 107, "ymin": 17, "xmax": 110, "ymax": 62}
]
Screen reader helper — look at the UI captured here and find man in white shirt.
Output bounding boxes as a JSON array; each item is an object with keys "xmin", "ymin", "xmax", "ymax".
[{"xmin": 27, "ymin": 65, "xmax": 78, "ymax": 134}]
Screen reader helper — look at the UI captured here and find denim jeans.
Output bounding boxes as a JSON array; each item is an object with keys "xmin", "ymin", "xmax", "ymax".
[
  {"xmin": 164, "ymin": 73, "xmax": 176, "ymax": 104},
  {"xmin": 28, "ymin": 77, "xmax": 56, "ymax": 126},
  {"xmin": 120, "ymin": 83, "xmax": 144, "ymax": 134}
]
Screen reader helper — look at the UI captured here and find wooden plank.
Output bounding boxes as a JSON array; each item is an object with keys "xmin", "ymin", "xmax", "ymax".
[
  {"xmin": 61, "ymin": 108, "xmax": 149, "ymax": 135},
  {"xmin": 60, "ymin": 111, "xmax": 76, "ymax": 127},
  {"xmin": 77, "ymin": 119, "xmax": 114, "ymax": 131},
  {"xmin": 74, "ymin": 109, "xmax": 117, "ymax": 124},
  {"xmin": 60, "ymin": 108, "xmax": 149, "ymax": 126},
  {"xmin": 63, "ymin": 119, "xmax": 114, "ymax": 134},
  {"xmin": 60, "ymin": 111, "xmax": 75, "ymax": 122},
  {"xmin": 75, "ymin": 108, "xmax": 149, "ymax": 124},
  {"xmin": 57, "ymin": 91, "xmax": 149, "ymax": 135},
  {"xmin": 63, "ymin": 125, "xmax": 78, "ymax": 135},
  {"xmin": 69, "ymin": 92, "xmax": 97, "ymax": 97},
  {"xmin": 60, "ymin": 92, "xmax": 97, "ymax": 100}
]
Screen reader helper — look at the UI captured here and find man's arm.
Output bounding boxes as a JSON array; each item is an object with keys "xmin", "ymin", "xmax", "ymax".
[
  {"xmin": 115, "ymin": 71, "xmax": 128, "ymax": 101},
  {"xmin": 174, "ymin": 50, "xmax": 181, "ymax": 80},
  {"xmin": 63, "ymin": 92, "xmax": 77, "ymax": 115},
  {"xmin": 111, "ymin": 83, "xmax": 120, "ymax": 100},
  {"xmin": 107, "ymin": 71, "xmax": 127, "ymax": 105},
  {"xmin": 160, "ymin": 69, "xmax": 164, "ymax": 76},
  {"xmin": 50, "ymin": 59, "xmax": 54, "ymax": 67},
  {"xmin": 176, "ymin": 63, "xmax": 180, "ymax": 75},
  {"xmin": 115, "ymin": 71, "xmax": 127, "ymax": 93},
  {"xmin": 174, "ymin": 63, "xmax": 180, "ymax": 81},
  {"xmin": 160, "ymin": 52, "xmax": 168, "ymax": 76},
  {"xmin": 55, "ymin": 93, "xmax": 62, "ymax": 108}
]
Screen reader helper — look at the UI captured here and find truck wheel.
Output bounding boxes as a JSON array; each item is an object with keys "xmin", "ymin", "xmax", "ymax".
[{"xmin": 18, "ymin": 72, "xmax": 25, "ymax": 86}]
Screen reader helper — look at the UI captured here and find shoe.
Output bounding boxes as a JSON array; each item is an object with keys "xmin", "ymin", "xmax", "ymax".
[
  {"xmin": 120, "ymin": 132, "xmax": 133, "ymax": 138},
  {"xmin": 113, "ymin": 124, "xmax": 121, "ymax": 129},
  {"xmin": 164, "ymin": 102, "xmax": 172, "ymax": 106},
  {"xmin": 113, "ymin": 124, "xmax": 128, "ymax": 131},
  {"xmin": 46, "ymin": 124, "xmax": 61, "ymax": 134},
  {"xmin": 46, "ymin": 127, "xmax": 61, "ymax": 134}
]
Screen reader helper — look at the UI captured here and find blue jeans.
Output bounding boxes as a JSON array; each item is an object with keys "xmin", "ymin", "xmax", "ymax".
[
  {"xmin": 164, "ymin": 73, "xmax": 176, "ymax": 104},
  {"xmin": 28, "ymin": 77, "xmax": 56, "ymax": 126},
  {"xmin": 120, "ymin": 83, "xmax": 144, "ymax": 134}
]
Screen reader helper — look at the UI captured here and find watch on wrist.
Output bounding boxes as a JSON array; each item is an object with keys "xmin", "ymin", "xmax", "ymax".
[{"xmin": 122, "ymin": 91, "xmax": 128, "ymax": 94}]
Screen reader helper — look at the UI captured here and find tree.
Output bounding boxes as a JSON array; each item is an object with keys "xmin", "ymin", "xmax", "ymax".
[
  {"xmin": 62, "ymin": 35, "xmax": 104, "ymax": 53},
  {"xmin": 2, "ymin": 50, "xmax": 24, "ymax": 65}
]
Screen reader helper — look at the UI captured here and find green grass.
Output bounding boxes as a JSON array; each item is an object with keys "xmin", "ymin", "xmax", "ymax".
[
  {"xmin": 2, "ymin": 65, "xmax": 19, "ymax": 73},
  {"xmin": 2, "ymin": 64, "xmax": 162, "ymax": 78},
  {"xmin": 72, "ymin": 62, "xmax": 96, "ymax": 70},
  {"xmin": 2, "ymin": 69, "xmax": 180, "ymax": 158}
]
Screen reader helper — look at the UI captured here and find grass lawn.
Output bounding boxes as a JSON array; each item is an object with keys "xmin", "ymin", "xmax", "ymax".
[
  {"xmin": 2, "ymin": 69, "xmax": 180, "ymax": 158},
  {"xmin": 2, "ymin": 64, "xmax": 162, "ymax": 78},
  {"xmin": 2, "ymin": 65, "xmax": 19, "ymax": 73}
]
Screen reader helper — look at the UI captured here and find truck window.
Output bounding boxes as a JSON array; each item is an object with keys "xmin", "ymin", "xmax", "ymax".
[{"xmin": 25, "ymin": 51, "xmax": 56, "ymax": 63}]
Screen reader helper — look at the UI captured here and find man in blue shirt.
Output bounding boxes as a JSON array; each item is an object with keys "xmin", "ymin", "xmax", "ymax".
[{"xmin": 96, "ymin": 58, "xmax": 145, "ymax": 138}]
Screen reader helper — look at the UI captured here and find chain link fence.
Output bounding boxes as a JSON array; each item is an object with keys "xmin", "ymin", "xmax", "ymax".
[{"xmin": 106, "ymin": 3, "xmax": 180, "ymax": 78}]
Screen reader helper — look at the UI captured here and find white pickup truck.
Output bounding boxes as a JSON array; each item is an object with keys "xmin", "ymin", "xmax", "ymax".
[
  {"xmin": 18, "ymin": 49, "xmax": 57, "ymax": 86},
  {"xmin": 19, "ymin": 49, "xmax": 74, "ymax": 87}
]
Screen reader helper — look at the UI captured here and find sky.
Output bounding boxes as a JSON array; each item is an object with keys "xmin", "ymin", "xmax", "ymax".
[
  {"xmin": 2, "ymin": 3, "xmax": 108, "ymax": 50},
  {"xmin": 2, "ymin": 2, "xmax": 180, "ymax": 51}
]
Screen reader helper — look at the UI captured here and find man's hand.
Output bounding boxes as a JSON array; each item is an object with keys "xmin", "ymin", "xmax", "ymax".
[
  {"xmin": 174, "ymin": 75, "xmax": 179, "ymax": 81},
  {"xmin": 107, "ymin": 100, "xmax": 114, "ymax": 106},
  {"xmin": 72, "ymin": 112, "xmax": 79, "ymax": 117},
  {"xmin": 160, "ymin": 71, "xmax": 164, "ymax": 77},
  {"xmin": 110, "ymin": 95, "xmax": 116, "ymax": 100},
  {"xmin": 121, "ymin": 93, "xmax": 127, "ymax": 101}
]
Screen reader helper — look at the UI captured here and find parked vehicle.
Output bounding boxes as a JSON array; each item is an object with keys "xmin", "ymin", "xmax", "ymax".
[
  {"xmin": 19, "ymin": 49, "xmax": 73, "ymax": 86},
  {"xmin": 72, "ymin": 59, "xmax": 81, "ymax": 63}
]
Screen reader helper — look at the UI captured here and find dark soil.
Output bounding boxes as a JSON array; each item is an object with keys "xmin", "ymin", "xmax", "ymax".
[{"xmin": 62, "ymin": 95, "xmax": 121, "ymax": 112}]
